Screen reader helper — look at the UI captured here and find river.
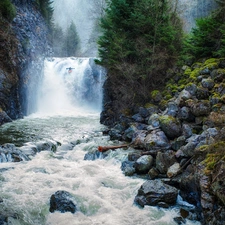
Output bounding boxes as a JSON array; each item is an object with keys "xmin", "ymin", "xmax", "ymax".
[{"xmin": 0, "ymin": 58, "xmax": 200, "ymax": 225}]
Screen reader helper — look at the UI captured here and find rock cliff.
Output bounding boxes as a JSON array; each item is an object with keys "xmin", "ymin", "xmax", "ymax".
[{"xmin": 0, "ymin": 0, "xmax": 51, "ymax": 125}]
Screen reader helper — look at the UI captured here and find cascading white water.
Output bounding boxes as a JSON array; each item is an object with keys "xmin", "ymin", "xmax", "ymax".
[
  {"xmin": 37, "ymin": 57, "xmax": 105, "ymax": 115},
  {"xmin": 0, "ymin": 56, "xmax": 201, "ymax": 225}
]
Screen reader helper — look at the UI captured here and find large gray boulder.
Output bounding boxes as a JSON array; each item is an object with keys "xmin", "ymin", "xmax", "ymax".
[
  {"xmin": 144, "ymin": 129, "xmax": 171, "ymax": 150},
  {"xmin": 134, "ymin": 180, "xmax": 178, "ymax": 208}
]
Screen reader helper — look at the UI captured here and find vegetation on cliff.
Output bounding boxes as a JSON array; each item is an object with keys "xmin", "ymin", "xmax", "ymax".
[
  {"xmin": 0, "ymin": 0, "xmax": 16, "ymax": 22},
  {"xmin": 97, "ymin": 0, "xmax": 183, "ymax": 113}
]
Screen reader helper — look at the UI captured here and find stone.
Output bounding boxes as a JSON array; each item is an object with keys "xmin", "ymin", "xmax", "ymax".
[
  {"xmin": 167, "ymin": 162, "xmax": 181, "ymax": 178},
  {"xmin": 201, "ymin": 78, "xmax": 214, "ymax": 90},
  {"xmin": 49, "ymin": 190, "xmax": 77, "ymax": 214},
  {"xmin": 159, "ymin": 115, "xmax": 182, "ymax": 139},
  {"xmin": 134, "ymin": 155, "xmax": 154, "ymax": 173},
  {"xmin": 134, "ymin": 180, "xmax": 178, "ymax": 207},
  {"xmin": 144, "ymin": 129, "xmax": 171, "ymax": 150},
  {"xmin": 121, "ymin": 161, "xmax": 135, "ymax": 176},
  {"xmin": 191, "ymin": 100, "xmax": 211, "ymax": 117},
  {"xmin": 147, "ymin": 113, "xmax": 160, "ymax": 127},
  {"xmin": 156, "ymin": 151, "xmax": 177, "ymax": 174}
]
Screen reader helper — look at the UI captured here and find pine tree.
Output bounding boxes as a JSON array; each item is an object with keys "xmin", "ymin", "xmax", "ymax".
[
  {"xmin": 182, "ymin": 0, "xmax": 225, "ymax": 61},
  {"xmin": 97, "ymin": 0, "xmax": 182, "ymax": 106},
  {"xmin": 64, "ymin": 22, "xmax": 80, "ymax": 57},
  {"xmin": 0, "ymin": 0, "xmax": 16, "ymax": 22},
  {"xmin": 36, "ymin": 0, "xmax": 54, "ymax": 26},
  {"xmin": 52, "ymin": 24, "xmax": 65, "ymax": 56}
]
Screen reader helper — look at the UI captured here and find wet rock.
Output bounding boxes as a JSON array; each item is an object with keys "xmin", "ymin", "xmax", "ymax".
[
  {"xmin": 196, "ymin": 87, "xmax": 210, "ymax": 100},
  {"xmin": 134, "ymin": 155, "xmax": 153, "ymax": 173},
  {"xmin": 131, "ymin": 130, "xmax": 147, "ymax": 148},
  {"xmin": 148, "ymin": 167, "xmax": 159, "ymax": 179},
  {"xmin": 171, "ymin": 136, "xmax": 186, "ymax": 151},
  {"xmin": 134, "ymin": 180, "xmax": 178, "ymax": 208},
  {"xmin": 156, "ymin": 151, "xmax": 177, "ymax": 174},
  {"xmin": 84, "ymin": 150, "xmax": 108, "ymax": 160},
  {"xmin": 147, "ymin": 113, "xmax": 160, "ymax": 127},
  {"xmin": 191, "ymin": 100, "xmax": 211, "ymax": 117},
  {"xmin": 0, "ymin": 111, "xmax": 13, "ymax": 126},
  {"xmin": 121, "ymin": 161, "xmax": 135, "ymax": 176},
  {"xmin": 167, "ymin": 162, "xmax": 181, "ymax": 178},
  {"xmin": 144, "ymin": 129, "xmax": 171, "ymax": 150},
  {"xmin": 165, "ymin": 101, "xmax": 179, "ymax": 117},
  {"xmin": 49, "ymin": 190, "xmax": 77, "ymax": 214},
  {"xmin": 177, "ymin": 106, "xmax": 195, "ymax": 122},
  {"xmin": 132, "ymin": 113, "xmax": 145, "ymax": 123},
  {"xmin": 201, "ymin": 78, "xmax": 214, "ymax": 90},
  {"xmin": 0, "ymin": 143, "xmax": 29, "ymax": 162},
  {"xmin": 159, "ymin": 115, "xmax": 182, "ymax": 139},
  {"xmin": 185, "ymin": 83, "xmax": 197, "ymax": 96},
  {"xmin": 182, "ymin": 124, "xmax": 193, "ymax": 138},
  {"xmin": 138, "ymin": 107, "xmax": 150, "ymax": 118},
  {"xmin": 122, "ymin": 124, "xmax": 138, "ymax": 142},
  {"xmin": 175, "ymin": 90, "xmax": 192, "ymax": 105}
]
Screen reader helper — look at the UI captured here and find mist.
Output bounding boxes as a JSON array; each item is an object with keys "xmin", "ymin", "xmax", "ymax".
[{"xmin": 52, "ymin": 0, "xmax": 104, "ymax": 57}]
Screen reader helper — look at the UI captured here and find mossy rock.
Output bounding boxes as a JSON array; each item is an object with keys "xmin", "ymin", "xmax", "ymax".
[
  {"xmin": 159, "ymin": 115, "xmax": 182, "ymax": 139},
  {"xmin": 151, "ymin": 90, "xmax": 162, "ymax": 103},
  {"xmin": 202, "ymin": 141, "xmax": 225, "ymax": 171},
  {"xmin": 191, "ymin": 62, "xmax": 203, "ymax": 69}
]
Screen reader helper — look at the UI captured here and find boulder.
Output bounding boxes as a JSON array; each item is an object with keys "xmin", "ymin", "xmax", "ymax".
[
  {"xmin": 156, "ymin": 150, "xmax": 177, "ymax": 174},
  {"xmin": 134, "ymin": 180, "xmax": 178, "ymax": 208},
  {"xmin": 191, "ymin": 100, "xmax": 211, "ymax": 117},
  {"xmin": 159, "ymin": 115, "xmax": 182, "ymax": 139},
  {"xmin": 0, "ymin": 111, "xmax": 12, "ymax": 126},
  {"xmin": 121, "ymin": 160, "xmax": 135, "ymax": 176},
  {"xmin": 49, "ymin": 190, "xmax": 77, "ymax": 214},
  {"xmin": 134, "ymin": 155, "xmax": 154, "ymax": 173},
  {"xmin": 144, "ymin": 129, "xmax": 171, "ymax": 150}
]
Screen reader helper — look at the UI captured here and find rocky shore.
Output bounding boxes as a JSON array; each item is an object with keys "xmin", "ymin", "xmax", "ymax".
[{"xmin": 99, "ymin": 57, "xmax": 225, "ymax": 224}]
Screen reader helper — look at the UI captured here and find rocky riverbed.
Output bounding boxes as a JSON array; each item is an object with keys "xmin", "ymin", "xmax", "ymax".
[{"xmin": 99, "ymin": 57, "xmax": 225, "ymax": 225}]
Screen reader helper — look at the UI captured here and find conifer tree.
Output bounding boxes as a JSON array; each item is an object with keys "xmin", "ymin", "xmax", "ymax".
[
  {"xmin": 182, "ymin": 0, "xmax": 225, "ymax": 61},
  {"xmin": 97, "ymin": 0, "xmax": 182, "ymax": 106},
  {"xmin": 64, "ymin": 22, "xmax": 80, "ymax": 57}
]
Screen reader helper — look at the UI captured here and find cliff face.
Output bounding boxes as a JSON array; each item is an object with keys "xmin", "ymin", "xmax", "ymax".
[
  {"xmin": 177, "ymin": 0, "xmax": 218, "ymax": 32},
  {"xmin": 0, "ymin": 0, "xmax": 51, "ymax": 124}
]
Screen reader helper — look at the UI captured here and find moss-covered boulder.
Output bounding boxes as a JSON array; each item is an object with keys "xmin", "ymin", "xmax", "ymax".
[
  {"xmin": 191, "ymin": 100, "xmax": 211, "ymax": 117},
  {"xmin": 159, "ymin": 115, "xmax": 182, "ymax": 139}
]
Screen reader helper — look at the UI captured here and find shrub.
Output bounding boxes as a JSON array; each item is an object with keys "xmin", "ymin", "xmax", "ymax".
[{"xmin": 0, "ymin": 0, "xmax": 16, "ymax": 22}]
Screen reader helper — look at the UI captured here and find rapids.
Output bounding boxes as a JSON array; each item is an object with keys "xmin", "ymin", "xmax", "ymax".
[{"xmin": 0, "ymin": 58, "xmax": 200, "ymax": 225}]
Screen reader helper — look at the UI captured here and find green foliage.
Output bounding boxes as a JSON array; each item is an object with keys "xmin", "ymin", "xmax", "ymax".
[
  {"xmin": 181, "ymin": 1, "xmax": 225, "ymax": 62},
  {"xmin": 52, "ymin": 24, "xmax": 65, "ymax": 56},
  {"xmin": 97, "ymin": 0, "xmax": 183, "ymax": 107},
  {"xmin": 0, "ymin": 0, "xmax": 16, "ymax": 22},
  {"xmin": 63, "ymin": 21, "xmax": 80, "ymax": 57},
  {"xmin": 36, "ymin": 0, "xmax": 54, "ymax": 26}
]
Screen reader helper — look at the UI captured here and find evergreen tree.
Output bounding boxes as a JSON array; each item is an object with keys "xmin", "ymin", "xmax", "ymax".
[
  {"xmin": 97, "ymin": 0, "xmax": 182, "ymax": 106},
  {"xmin": 36, "ymin": 0, "xmax": 54, "ymax": 26},
  {"xmin": 182, "ymin": 0, "xmax": 225, "ymax": 61},
  {"xmin": 64, "ymin": 22, "xmax": 80, "ymax": 57},
  {"xmin": 52, "ymin": 24, "xmax": 65, "ymax": 56},
  {"xmin": 0, "ymin": 0, "xmax": 16, "ymax": 22}
]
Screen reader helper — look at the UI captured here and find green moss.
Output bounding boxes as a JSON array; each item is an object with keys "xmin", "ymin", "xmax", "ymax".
[
  {"xmin": 159, "ymin": 115, "xmax": 177, "ymax": 125},
  {"xmin": 189, "ymin": 68, "xmax": 200, "ymax": 81},
  {"xmin": 184, "ymin": 67, "xmax": 191, "ymax": 76},
  {"xmin": 204, "ymin": 58, "xmax": 220, "ymax": 65},
  {"xmin": 191, "ymin": 62, "xmax": 203, "ymax": 69},
  {"xmin": 151, "ymin": 90, "xmax": 160, "ymax": 98},
  {"xmin": 0, "ymin": 0, "xmax": 16, "ymax": 22}
]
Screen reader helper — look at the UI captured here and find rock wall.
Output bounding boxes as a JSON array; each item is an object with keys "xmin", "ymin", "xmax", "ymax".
[
  {"xmin": 0, "ymin": 0, "xmax": 51, "ymax": 125},
  {"xmin": 177, "ymin": 0, "xmax": 218, "ymax": 32}
]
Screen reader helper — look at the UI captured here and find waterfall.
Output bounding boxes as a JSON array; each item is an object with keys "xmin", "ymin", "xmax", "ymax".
[{"xmin": 36, "ymin": 57, "xmax": 105, "ymax": 115}]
